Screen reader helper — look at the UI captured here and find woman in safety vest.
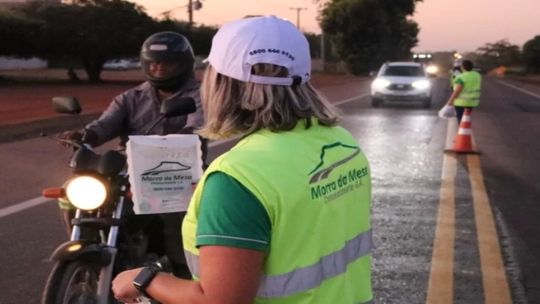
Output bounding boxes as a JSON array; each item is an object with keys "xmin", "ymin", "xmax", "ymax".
[
  {"xmin": 446, "ymin": 60, "xmax": 482, "ymax": 122},
  {"xmin": 112, "ymin": 15, "xmax": 373, "ymax": 304}
]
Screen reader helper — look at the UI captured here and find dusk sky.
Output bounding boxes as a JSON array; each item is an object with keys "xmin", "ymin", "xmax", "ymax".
[{"xmin": 133, "ymin": 0, "xmax": 540, "ymax": 53}]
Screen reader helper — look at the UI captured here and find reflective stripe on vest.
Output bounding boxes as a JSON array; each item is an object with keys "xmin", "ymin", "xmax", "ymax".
[
  {"xmin": 184, "ymin": 228, "xmax": 373, "ymax": 298},
  {"xmin": 257, "ymin": 229, "xmax": 373, "ymax": 298}
]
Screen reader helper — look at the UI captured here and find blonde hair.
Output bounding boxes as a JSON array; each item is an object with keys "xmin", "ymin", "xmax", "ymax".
[{"xmin": 198, "ymin": 64, "xmax": 341, "ymax": 140}]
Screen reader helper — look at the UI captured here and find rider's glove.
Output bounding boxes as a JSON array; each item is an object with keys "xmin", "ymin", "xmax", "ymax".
[
  {"xmin": 56, "ymin": 129, "xmax": 98, "ymax": 147},
  {"xmin": 56, "ymin": 130, "xmax": 83, "ymax": 141}
]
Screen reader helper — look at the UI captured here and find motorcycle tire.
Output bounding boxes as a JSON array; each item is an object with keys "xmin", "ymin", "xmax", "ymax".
[{"xmin": 41, "ymin": 260, "xmax": 118, "ymax": 304}]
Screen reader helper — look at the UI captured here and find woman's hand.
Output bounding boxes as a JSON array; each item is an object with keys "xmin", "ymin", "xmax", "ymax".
[
  {"xmin": 112, "ymin": 268, "xmax": 143, "ymax": 303},
  {"xmin": 111, "ymin": 247, "xmax": 264, "ymax": 304}
]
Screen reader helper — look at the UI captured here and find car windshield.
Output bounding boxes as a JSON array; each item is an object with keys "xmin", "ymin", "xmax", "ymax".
[{"xmin": 382, "ymin": 66, "xmax": 425, "ymax": 77}]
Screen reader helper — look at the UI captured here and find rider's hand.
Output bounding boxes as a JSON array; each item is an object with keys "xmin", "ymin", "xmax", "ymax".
[{"xmin": 56, "ymin": 130, "xmax": 83, "ymax": 147}]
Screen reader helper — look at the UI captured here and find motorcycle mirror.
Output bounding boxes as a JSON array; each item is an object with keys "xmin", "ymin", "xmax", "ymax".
[
  {"xmin": 160, "ymin": 97, "xmax": 196, "ymax": 118},
  {"xmin": 98, "ymin": 150, "xmax": 127, "ymax": 177},
  {"xmin": 52, "ymin": 96, "xmax": 82, "ymax": 114}
]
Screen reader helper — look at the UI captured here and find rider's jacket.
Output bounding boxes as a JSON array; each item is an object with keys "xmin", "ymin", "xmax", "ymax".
[
  {"xmin": 85, "ymin": 78, "xmax": 203, "ymax": 147},
  {"xmin": 183, "ymin": 120, "xmax": 373, "ymax": 303},
  {"xmin": 453, "ymin": 70, "xmax": 482, "ymax": 107}
]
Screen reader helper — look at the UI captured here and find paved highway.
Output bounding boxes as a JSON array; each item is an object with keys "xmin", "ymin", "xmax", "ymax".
[{"xmin": 0, "ymin": 76, "xmax": 539, "ymax": 303}]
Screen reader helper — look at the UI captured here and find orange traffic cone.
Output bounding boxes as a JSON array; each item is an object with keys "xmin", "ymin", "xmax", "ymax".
[{"xmin": 446, "ymin": 108, "xmax": 477, "ymax": 153}]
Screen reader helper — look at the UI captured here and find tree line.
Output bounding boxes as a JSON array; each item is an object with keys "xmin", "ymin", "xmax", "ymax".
[
  {"xmin": 317, "ymin": 0, "xmax": 540, "ymax": 75},
  {"xmin": 1, "ymin": 0, "xmax": 539, "ymax": 82},
  {"xmin": 0, "ymin": 0, "xmax": 217, "ymax": 82},
  {"xmin": 468, "ymin": 38, "xmax": 540, "ymax": 74},
  {"xmin": 0, "ymin": 0, "xmax": 424, "ymax": 81}
]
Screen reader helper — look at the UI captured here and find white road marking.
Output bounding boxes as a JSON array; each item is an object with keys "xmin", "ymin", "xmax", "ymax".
[
  {"xmin": 1, "ymin": 93, "xmax": 371, "ymax": 218},
  {"xmin": 0, "ymin": 196, "xmax": 50, "ymax": 218},
  {"xmin": 335, "ymin": 93, "xmax": 370, "ymax": 106},
  {"xmin": 498, "ymin": 80, "xmax": 540, "ymax": 99}
]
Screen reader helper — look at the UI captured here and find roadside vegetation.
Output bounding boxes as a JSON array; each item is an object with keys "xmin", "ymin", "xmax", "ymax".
[
  {"xmin": 0, "ymin": 0, "xmax": 217, "ymax": 82},
  {"xmin": 0, "ymin": 0, "xmax": 539, "ymax": 81}
]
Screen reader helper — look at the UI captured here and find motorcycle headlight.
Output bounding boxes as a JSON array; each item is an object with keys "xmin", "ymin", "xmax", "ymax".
[
  {"xmin": 372, "ymin": 78, "xmax": 391, "ymax": 89},
  {"xmin": 65, "ymin": 176, "xmax": 107, "ymax": 210},
  {"xmin": 412, "ymin": 80, "xmax": 431, "ymax": 90}
]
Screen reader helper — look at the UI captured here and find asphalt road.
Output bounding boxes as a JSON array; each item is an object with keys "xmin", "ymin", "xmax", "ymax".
[{"xmin": 1, "ymin": 76, "xmax": 540, "ymax": 303}]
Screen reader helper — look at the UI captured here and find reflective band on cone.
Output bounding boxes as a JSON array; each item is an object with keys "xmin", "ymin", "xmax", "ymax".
[
  {"xmin": 458, "ymin": 128, "xmax": 473, "ymax": 135},
  {"xmin": 445, "ymin": 108, "xmax": 478, "ymax": 154}
]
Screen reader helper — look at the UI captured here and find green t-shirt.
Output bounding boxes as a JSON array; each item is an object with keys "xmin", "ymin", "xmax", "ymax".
[
  {"xmin": 453, "ymin": 77, "xmax": 465, "ymax": 86},
  {"xmin": 196, "ymin": 172, "xmax": 271, "ymax": 252}
]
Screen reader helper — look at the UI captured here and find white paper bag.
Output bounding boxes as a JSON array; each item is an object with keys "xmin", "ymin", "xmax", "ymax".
[
  {"xmin": 438, "ymin": 104, "xmax": 456, "ymax": 119},
  {"xmin": 126, "ymin": 134, "xmax": 202, "ymax": 214}
]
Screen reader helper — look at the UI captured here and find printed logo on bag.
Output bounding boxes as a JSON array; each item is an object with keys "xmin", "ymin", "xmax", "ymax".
[
  {"xmin": 140, "ymin": 160, "xmax": 192, "ymax": 191},
  {"xmin": 141, "ymin": 161, "xmax": 191, "ymax": 176},
  {"xmin": 127, "ymin": 134, "xmax": 201, "ymax": 214},
  {"xmin": 308, "ymin": 142, "xmax": 368, "ymax": 203}
]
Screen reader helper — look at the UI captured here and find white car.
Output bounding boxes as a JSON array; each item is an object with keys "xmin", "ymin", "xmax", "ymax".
[
  {"xmin": 370, "ymin": 62, "xmax": 432, "ymax": 108},
  {"xmin": 103, "ymin": 58, "xmax": 141, "ymax": 70}
]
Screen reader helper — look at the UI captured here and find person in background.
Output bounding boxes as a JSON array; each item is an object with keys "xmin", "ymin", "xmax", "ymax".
[
  {"xmin": 450, "ymin": 64, "xmax": 462, "ymax": 84},
  {"xmin": 446, "ymin": 59, "xmax": 482, "ymax": 123},
  {"xmin": 112, "ymin": 15, "xmax": 373, "ymax": 304},
  {"xmin": 57, "ymin": 31, "xmax": 206, "ymax": 278}
]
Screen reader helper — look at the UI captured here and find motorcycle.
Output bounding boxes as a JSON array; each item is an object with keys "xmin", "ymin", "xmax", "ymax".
[{"xmin": 40, "ymin": 96, "xmax": 196, "ymax": 304}]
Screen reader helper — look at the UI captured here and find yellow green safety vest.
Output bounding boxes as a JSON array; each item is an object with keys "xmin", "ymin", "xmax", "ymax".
[
  {"xmin": 453, "ymin": 71, "xmax": 482, "ymax": 107},
  {"xmin": 183, "ymin": 120, "xmax": 373, "ymax": 304}
]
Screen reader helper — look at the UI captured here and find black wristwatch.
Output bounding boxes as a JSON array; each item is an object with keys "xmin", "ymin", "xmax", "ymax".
[{"xmin": 133, "ymin": 266, "xmax": 160, "ymax": 298}]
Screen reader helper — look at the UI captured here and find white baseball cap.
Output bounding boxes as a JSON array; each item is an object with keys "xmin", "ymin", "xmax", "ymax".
[{"xmin": 205, "ymin": 15, "xmax": 311, "ymax": 86}]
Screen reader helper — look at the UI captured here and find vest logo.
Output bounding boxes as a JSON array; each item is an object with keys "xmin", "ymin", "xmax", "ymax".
[
  {"xmin": 309, "ymin": 142, "xmax": 360, "ymax": 184},
  {"xmin": 308, "ymin": 142, "xmax": 368, "ymax": 202}
]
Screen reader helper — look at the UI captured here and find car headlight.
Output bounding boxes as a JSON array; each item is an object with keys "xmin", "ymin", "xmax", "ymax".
[
  {"xmin": 412, "ymin": 80, "xmax": 431, "ymax": 90},
  {"xmin": 426, "ymin": 65, "xmax": 439, "ymax": 74},
  {"xmin": 65, "ymin": 176, "xmax": 107, "ymax": 210},
  {"xmin": 372, "ymin": 78, "xmax": 391, "ymax": 89}
]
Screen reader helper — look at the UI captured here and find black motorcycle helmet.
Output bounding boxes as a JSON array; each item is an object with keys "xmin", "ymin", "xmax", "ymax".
[{"xmin": 140, "ymin": 31, "xmax": 195, "ymax": 92}]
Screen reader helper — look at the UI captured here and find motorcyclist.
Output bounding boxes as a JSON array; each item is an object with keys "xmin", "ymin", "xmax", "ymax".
[{"xmin": 57, "ymin": 31, "xmax": 206, "ymax": 278}]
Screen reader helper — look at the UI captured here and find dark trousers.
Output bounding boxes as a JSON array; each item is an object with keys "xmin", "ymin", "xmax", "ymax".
[{"xmin": 455, "ymin": 106, "xmax": 473, "ymax": 124}]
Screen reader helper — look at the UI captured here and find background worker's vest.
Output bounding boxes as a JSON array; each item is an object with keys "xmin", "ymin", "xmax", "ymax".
[
  {"xmin": 453, "ymin": 71, "xmax": 482, "ymax": 107},
  {"xmin": 183, "ymin": 121, "xmax": 373, "ymax": 304}
]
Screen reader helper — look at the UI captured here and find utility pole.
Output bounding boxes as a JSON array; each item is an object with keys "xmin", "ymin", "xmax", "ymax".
[
  {"xmin": 320, "ymin": 31, "xmax": 326, "ymax": 72},
  {"xmin": 289, "ymin": 7, "xmax": 307, "ymax": 29},
  {"xmin": 187, "ymin": 0, "xmax": 203, "ymax": 27},
  {"xmin": 187, "ymin": 0, "xmax": 193, "ymax": 27}
]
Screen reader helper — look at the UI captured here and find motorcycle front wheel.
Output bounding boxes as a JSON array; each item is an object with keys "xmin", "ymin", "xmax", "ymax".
[{"xmin": 41, "ymin": 260, "xmax": 117, "ymax": 304}]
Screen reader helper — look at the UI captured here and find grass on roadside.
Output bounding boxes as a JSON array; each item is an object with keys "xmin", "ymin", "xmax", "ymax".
[
  {"xmin": 0, "ymin": 68, "xmax": 363, "ymax": 87},
  {"xmin": 0, "ymin": 68, "xmax": 145, "ymax": 83}
]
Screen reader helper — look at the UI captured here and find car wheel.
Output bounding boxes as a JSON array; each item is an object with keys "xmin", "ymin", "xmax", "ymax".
[
  {"xmin": 371, "ymin": 97, "xmax": 382, "ymax": 107},
  {"xmin": 422, "ymin": 97, "xmax": 431, "ymax": 109}
]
